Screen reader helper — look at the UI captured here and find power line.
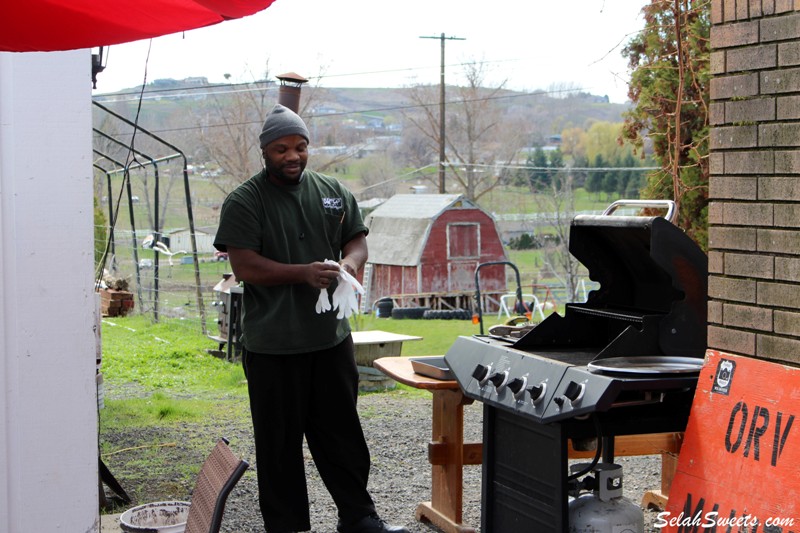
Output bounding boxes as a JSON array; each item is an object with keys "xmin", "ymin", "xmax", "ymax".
[{"xmin": 94, "ymin": 79, "xmax": 272, "ymax": 97}]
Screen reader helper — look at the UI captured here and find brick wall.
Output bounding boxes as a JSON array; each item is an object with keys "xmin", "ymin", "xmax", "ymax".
[{"xmin": 709, "ymin": 0, "xmax": 800, "ymax": 364}]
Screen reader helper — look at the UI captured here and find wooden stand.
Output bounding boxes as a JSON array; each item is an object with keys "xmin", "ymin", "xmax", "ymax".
[
  {"xmin": 640, "ymin": 435, "xmax": 682, "ymax": 511},
  {"xmin": 374, "ymin": 357, "xmax": 682, "ymax": 532},
  {"xmin": 374, "ymin": 357, "xmax": 479, "ymax": 533}
]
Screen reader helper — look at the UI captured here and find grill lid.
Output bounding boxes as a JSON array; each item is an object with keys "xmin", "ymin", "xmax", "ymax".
[{"xmin": 514, "ymin": 200, "xmax": 707, "ymax": 360}]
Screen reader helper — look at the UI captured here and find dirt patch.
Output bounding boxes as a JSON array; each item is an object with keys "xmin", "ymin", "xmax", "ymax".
[{"xmin": 100, "ymin": 389, "xmax": 667, "ymax": 532}]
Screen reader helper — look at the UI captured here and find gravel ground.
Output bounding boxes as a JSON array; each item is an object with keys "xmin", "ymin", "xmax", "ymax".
[{"xmin": 100, "ymin": 387, "xmax": 667, "ymax": 533}]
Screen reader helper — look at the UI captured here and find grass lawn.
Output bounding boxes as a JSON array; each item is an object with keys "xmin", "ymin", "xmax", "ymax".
[
  {"xmin": 352, "ymin": 314, "xmax": 503, "ymax": 356},
  {"xmin": 98, "ymin": 309, "xmax": 522, "ymax": 420},
  {"xmin": 97, "ymin": 306, "xmax": 540, "ymax": 508},
  {"xmin": 100, "ymin": 312, "xmax": 515, "ymax": 393}
]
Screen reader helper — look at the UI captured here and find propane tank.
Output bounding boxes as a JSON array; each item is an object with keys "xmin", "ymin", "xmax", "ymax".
[{"xmin": 568, "ymin": 463, "xmax": 644, "ymax": 533}]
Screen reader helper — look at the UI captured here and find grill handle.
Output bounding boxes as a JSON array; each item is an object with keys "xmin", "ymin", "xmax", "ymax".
[{"xmin": 601, "ymin": 199, "xmax": 677, "ymax": 224}]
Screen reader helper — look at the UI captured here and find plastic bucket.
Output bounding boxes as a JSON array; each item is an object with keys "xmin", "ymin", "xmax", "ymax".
[{"xmin": 119, "ymin": 501, "xmax": 191, "ymax": 533}]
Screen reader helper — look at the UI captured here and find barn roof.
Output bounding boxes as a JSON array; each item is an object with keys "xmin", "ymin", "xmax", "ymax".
[{"xmin": 365, "ymin": 193, "xmax": 488, "ymax": 266}]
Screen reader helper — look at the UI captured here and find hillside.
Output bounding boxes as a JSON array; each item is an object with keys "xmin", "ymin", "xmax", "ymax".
[
  {"xmin": 94, "ymin": 79, "xmax": 632, "ymax": 139},
  {"xmin": 92, "ymin": 79, "xmax": 636, "ymax": 232}
]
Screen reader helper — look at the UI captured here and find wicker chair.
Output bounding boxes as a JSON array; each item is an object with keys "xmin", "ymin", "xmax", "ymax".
[{"xmin": 184, "ymin": 438, "xmax": 249, "ymax": 533}]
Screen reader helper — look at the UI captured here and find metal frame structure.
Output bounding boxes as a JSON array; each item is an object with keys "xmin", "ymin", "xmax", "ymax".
[{"xmin": 92, "ymin": 100, "xmax": 207, "ymax": 331}]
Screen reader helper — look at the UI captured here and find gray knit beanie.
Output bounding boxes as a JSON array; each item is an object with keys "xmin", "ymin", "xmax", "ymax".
[{"xmin": 258, "ymin": 104, "xmax": 310, "ymax": 147}]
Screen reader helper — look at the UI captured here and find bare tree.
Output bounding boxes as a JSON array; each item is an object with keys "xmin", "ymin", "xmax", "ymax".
[
  {"xmin": 533, "ymin": 172, "xmax": 581, "ymax": 301},
  {"xmin": 394, "ymin": 126, "xmax": 437, "ymax": 176},
  {"xmin": 192, "ymin": 75, "xmax": 272, "ymax": 195},
  {"xmin": 399, "ymin": 83, "xmax": 442, "ymax": 191},
  {"xmin": 305, "ymin": 90, "xmax": 366, "ymax": 175},
  {"xmin": 192, "ymin": 62, "xmax": 329, "ymax": 195},
  {"xmin": 403, "ymin": 60, "xmax": 518, "ymax": 201},
  {"xmin": 352, "ymin": 154, "xmax": 400, "ymax": 199}
]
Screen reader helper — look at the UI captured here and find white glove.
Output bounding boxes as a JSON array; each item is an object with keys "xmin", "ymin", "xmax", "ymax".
[
  {"xmin": 342, "ymin": 291, "xmax": 360, "ymax": 318},
  {"xmin": 331, "ymin": 280, "xmax": 358, "ymax": 318},
  {"xmin": 338, "ymin": 268, "xmax": 365, "ymax": 319},
  {"xmin": 331, "ymin": 282, "xmax": 346, "ymax": 318},
  {"xmin": 326, "ymin": 260, "xmax": 364, "ymax": 319},
  {"xmin": 315, "ymin": 288, "xmax": 332, "ymax": 314}
]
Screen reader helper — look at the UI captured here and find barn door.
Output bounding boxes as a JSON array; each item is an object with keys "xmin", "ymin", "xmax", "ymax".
[
  {"xmin": 447, "ymin": 223, "xmax": 480, "ymax": 291},
  {"xmin": 447, "ymin": 222, "xmax": 480, "ymax": 259},
  {"xmin": 448, "ymin": 261, "xmax": 478, "ymax": 291}
]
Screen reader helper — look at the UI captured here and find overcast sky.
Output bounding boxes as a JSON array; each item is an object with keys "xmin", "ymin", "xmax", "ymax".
[{"xmin": 93, "ymin": 0, "xmax": 648, "ymax": 104}]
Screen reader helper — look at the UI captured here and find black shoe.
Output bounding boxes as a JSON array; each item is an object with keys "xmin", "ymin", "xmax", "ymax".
[{"xmin": 336, "ymin": 513, "xmax": 411, "ymax": 533}]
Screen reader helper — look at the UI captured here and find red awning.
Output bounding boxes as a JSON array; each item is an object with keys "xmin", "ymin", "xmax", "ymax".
[{"xmin": 1, "ymin": 0, "xmax": 277, "ymax": 52}]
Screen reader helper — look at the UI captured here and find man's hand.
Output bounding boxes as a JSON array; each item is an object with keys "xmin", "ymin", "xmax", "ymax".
[
  {"xmin": 339, "ymin": 258, "xmax": 359, "ymax": 278},
  {"xmin": 306, "ymin": 261, "xmax": 341, "ymax": 290}
]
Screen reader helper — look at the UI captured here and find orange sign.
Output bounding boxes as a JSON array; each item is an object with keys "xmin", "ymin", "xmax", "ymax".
[{"xmin": 663, "ymin": 350, "xmax": 800, "ymax": 532}]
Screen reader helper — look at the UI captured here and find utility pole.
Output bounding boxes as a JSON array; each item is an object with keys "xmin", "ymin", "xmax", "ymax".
[{"xmin": 420, "ymin": 33, "xmax": 465, "ymax": 193}]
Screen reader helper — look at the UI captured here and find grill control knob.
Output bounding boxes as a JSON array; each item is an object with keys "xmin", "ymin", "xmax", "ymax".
[
  {"xmin": 554, "ymin": 381, "xmax": 586, "ymax": 409},
  {"xmin": 526, "ymin": 382, "xmax": 547, "ymax": 405},
  {"xmin": 563, "ymin": 381, "xmax": 586, "ymax": 403},
  {"xmin": 472, "ymin": 364, "xmax": 492, "ymax": 386},
  {"xmin": 488, "ymin": 371, "xmax": 509, "ymax": 390},
  {"xmin": 507, "ymin": 377, "xmax": 527, "ymax": 400}
]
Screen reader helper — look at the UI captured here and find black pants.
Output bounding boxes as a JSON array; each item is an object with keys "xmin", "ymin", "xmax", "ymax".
[{"xmin": 243, "ymin": 335, "xmax": 376, "ymax": 532}]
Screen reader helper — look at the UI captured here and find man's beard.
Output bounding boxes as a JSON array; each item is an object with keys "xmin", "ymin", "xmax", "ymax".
[{"xmin": 265, "ymin": 157, "xmax": 306, "ymax": 184}]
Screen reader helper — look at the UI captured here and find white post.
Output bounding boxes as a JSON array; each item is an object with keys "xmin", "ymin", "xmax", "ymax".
[{"xmin": 0, "ymin": 50, "xmax": 99, "ymax": 532}]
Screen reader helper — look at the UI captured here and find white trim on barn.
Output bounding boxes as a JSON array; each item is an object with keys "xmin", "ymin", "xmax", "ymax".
[{"xmin": 446, "ymin": 222, "xmax": 482, "ymax": 260}]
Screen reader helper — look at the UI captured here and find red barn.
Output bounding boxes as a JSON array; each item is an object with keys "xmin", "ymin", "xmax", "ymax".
[{"xmin": 363, "ymin": 194, "xmax": 508, "ymax": 311}]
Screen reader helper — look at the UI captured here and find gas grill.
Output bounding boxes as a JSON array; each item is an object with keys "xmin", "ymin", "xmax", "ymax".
[{"xmin": 444, "ymin": 200, "xmax": 707, "ymax": 532}]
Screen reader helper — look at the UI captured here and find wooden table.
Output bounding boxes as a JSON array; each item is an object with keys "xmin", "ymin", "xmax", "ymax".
[
  {"xmin": 374, "ymin": 356, "xmax": 479, "ymax": 533},
  {"xmin": 374, "ymin": 357, "xmax": 683, "ymax": 532}
]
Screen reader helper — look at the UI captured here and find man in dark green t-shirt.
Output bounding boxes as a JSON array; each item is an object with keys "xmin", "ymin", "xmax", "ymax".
[{"xmin": 214, "ymin": 104, "xmax": 409, "ymax": 533}]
